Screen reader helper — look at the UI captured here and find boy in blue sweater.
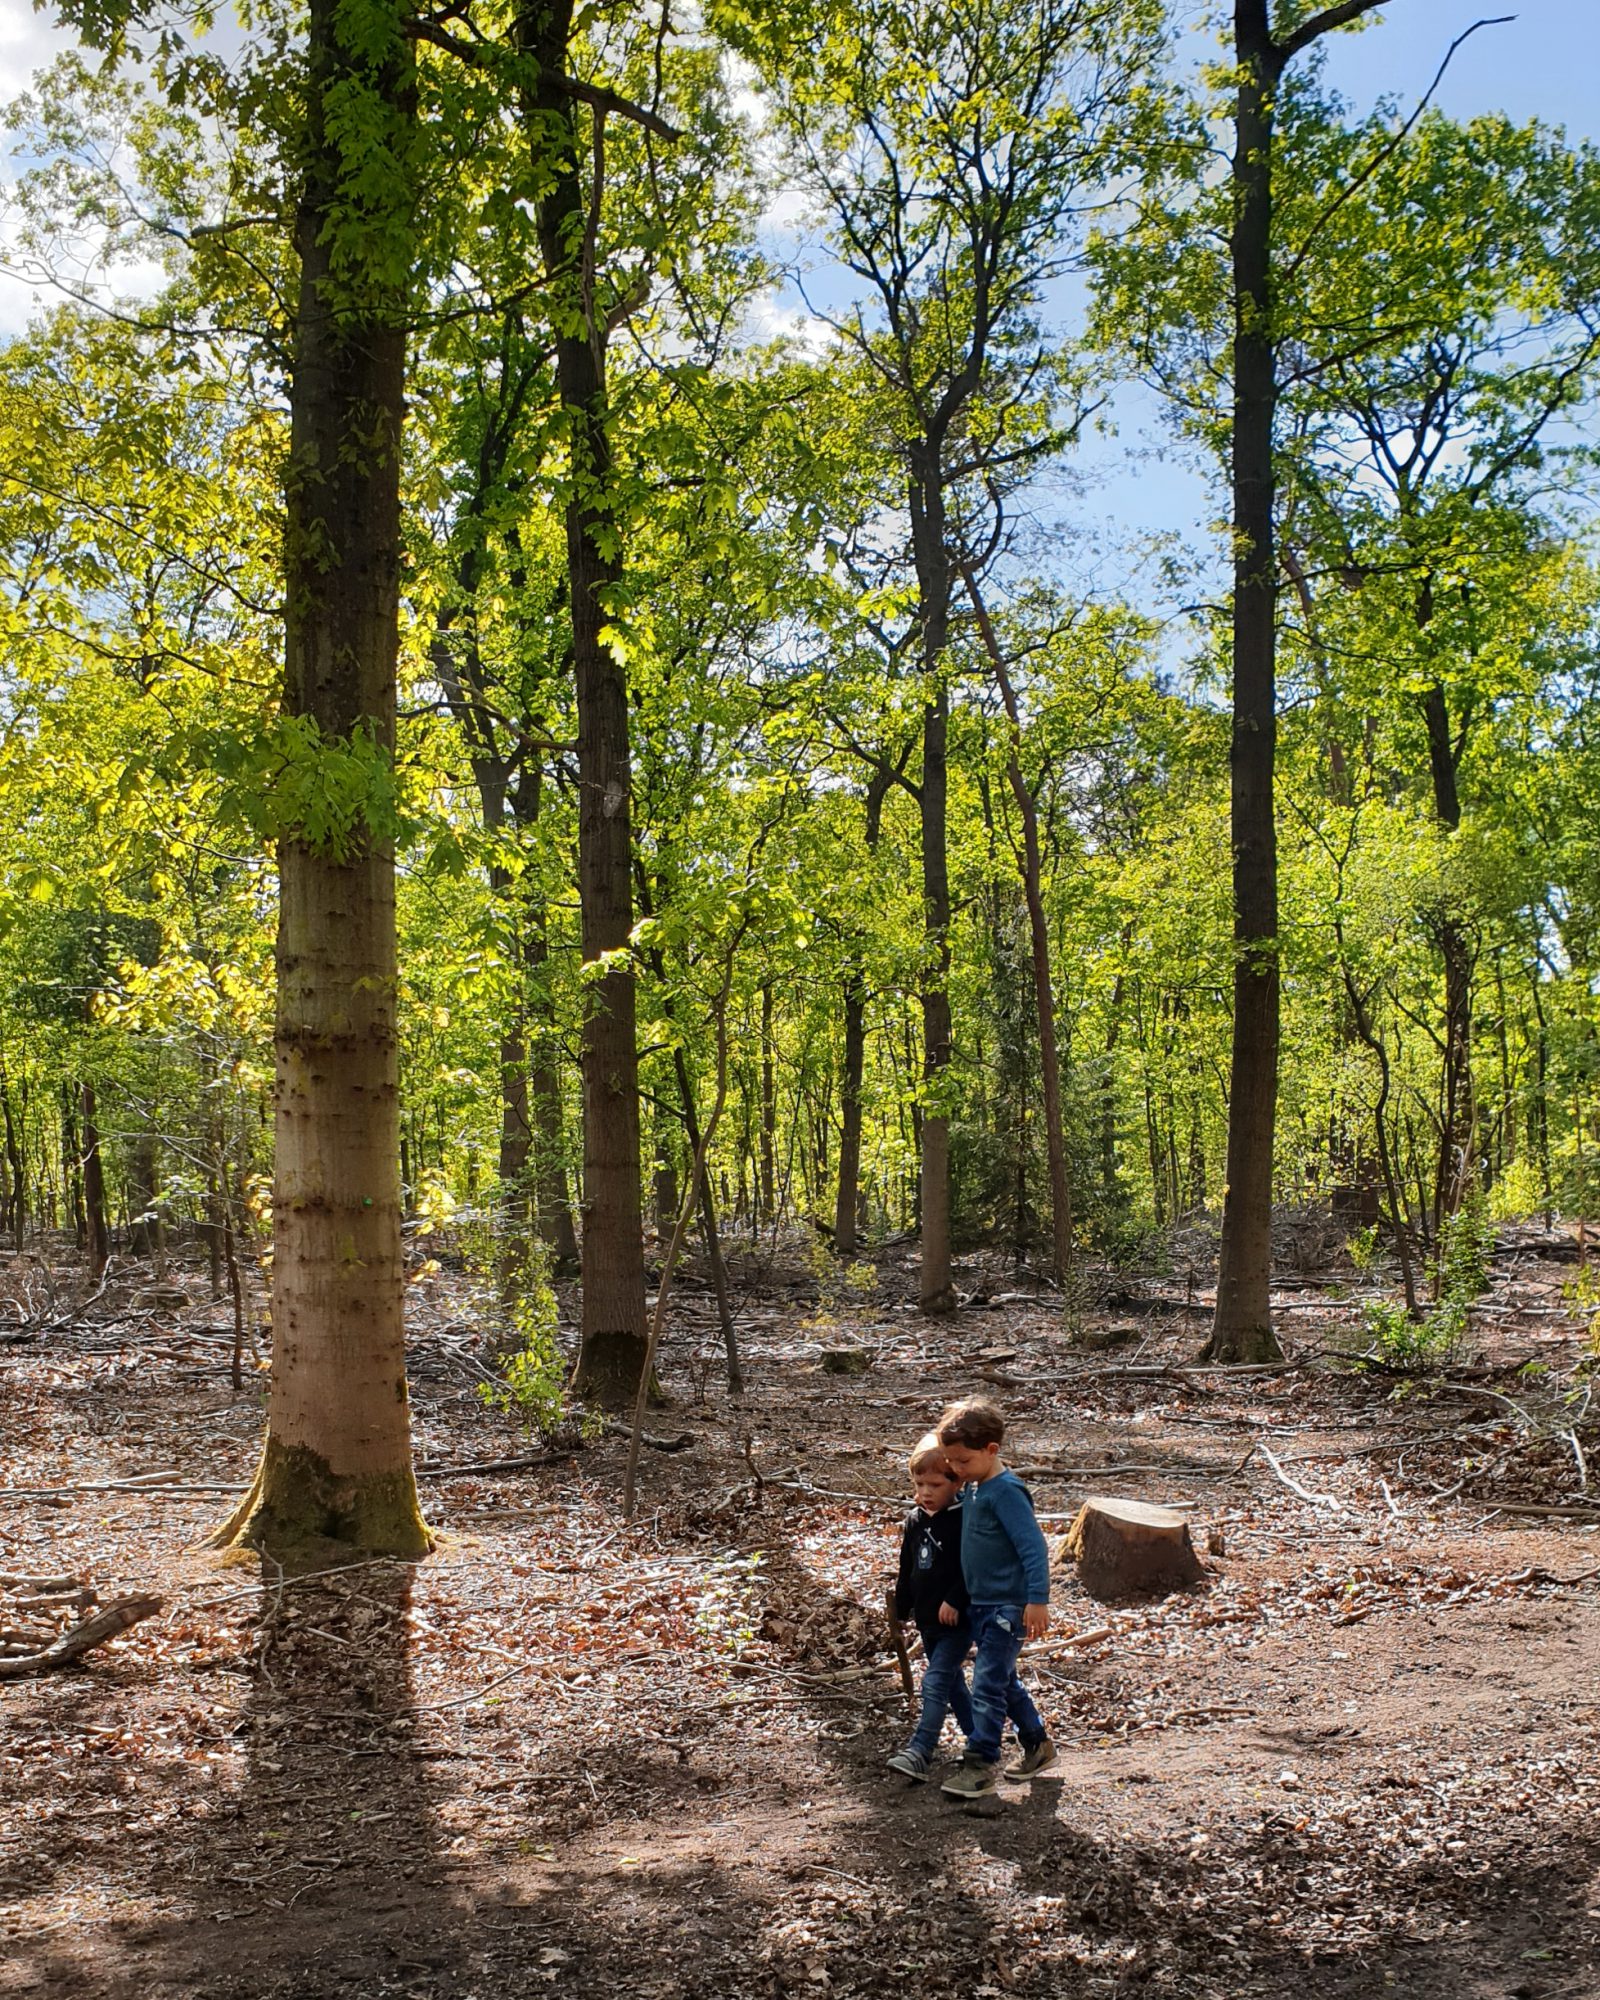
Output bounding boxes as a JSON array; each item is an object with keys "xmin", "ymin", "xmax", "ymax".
[{"xmin": 935, "ymin": 1398, "xmax": 1056, "ymax": 1799}]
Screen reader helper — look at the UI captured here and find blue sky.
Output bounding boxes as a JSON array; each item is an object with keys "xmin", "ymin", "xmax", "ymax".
[
  {"xmin": 1, "ymin": 0, "xmax": 1595, "ymax": 594},
  {"xmin": 1067, "ymin": 2, "xmax": 1600, "ymax": 606}
]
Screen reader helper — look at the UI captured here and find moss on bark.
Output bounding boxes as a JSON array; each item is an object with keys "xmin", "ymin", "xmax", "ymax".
[{"xmin": 208, "ymin": 1438, "xmax": 430, "ymax": 1569}]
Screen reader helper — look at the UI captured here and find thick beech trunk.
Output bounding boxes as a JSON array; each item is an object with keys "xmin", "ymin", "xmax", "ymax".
[
  {"xmin": 1208, "ymin": 0, "xmax": 1388, "ymax": 1356},
  {"xmin": 215, "ymin": 0, "xmax": 427, "ymax": 1562},
  {"xmin": 522, "ymin": 0, "xmax": 646, "ymax": 1405},
  {"xmin": 910, "ymin": 452, "xmax": 956, "ymax": 1314},
  {"xmin": 1209, "ymin": 0, "xmax": 1284, "ymax": 1365}
]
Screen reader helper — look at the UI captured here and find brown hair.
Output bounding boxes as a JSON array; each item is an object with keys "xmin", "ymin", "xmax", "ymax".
[
  {"xmin": 909, "ymin": 1431, "xmax": 954, "ymax": 1477},
  {"xmin": 936, "ymin": 1399, "xmax": 1005, "ymax": 1450}
]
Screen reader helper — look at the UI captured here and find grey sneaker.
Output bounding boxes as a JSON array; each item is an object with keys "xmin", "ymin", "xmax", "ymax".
[
  {"xmin": 886, "ymin": 1747, "xmax": 931, "ymax": 1782},
  {"xmin": 1007, "ymin": 1735, "xmax": 1058, "ymax": 1778},
  {"xmin": 940, "ymin": 1755, "xmax": 1000, "ymax": 1800}
]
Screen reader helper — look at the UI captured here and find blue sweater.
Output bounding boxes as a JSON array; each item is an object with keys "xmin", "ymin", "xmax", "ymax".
[{"xmin": 959, "ymin": 1469, "xmax": 1051, "ymax": 1606}]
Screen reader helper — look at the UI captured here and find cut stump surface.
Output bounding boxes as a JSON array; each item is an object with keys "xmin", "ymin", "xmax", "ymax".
[{"xmin": 1065, "ymin": 1496, "xmax": 1203, "ymax": 1601}]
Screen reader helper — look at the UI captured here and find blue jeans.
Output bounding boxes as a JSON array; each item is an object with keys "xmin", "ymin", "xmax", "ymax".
[
  {"xmin": 966, "ymin": 1602, "xmax": 1046, "ymax": 1764},
  {"xmin": 907, "ymin": 1622, "xmax": 974, "ymax": 1761}
]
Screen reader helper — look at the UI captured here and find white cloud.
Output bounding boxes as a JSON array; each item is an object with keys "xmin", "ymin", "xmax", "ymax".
[
  {"xmin": 0, "ymin": 0, "xmax": 77, "ymax": 106},
  {"xmin": 743, "ymin": 287, "xmax": 834, "ymax": 355}
]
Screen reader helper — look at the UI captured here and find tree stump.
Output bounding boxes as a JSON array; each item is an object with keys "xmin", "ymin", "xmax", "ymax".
[{"xmin": 1064, "ymin": 1497, "xmax": 1203, "ymax": 1600}]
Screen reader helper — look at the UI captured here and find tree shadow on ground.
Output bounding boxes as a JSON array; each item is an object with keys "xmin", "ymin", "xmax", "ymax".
[{"xmin": 5, "ymin": 1560, "xmax": 473, "ymax": 1999}]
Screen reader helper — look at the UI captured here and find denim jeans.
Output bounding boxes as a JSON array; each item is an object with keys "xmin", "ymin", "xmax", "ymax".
[
  {"xmin": 907, "ymin": 1622, "xmax": 974, "ymax": 1761},
  {"xmin": 966, "ymin": 1601, "xmax": 1045, "ymax": 1764}
]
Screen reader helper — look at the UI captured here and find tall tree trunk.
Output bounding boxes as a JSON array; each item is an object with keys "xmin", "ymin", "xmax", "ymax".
[
  {"xmin": 671, "ymin": 1046, "xmax": 743, "ymax": 1394},
  {"xmin": 213, "ymin": 0, "xmax": 427, "ymax": 1560},
  {"xmin": 834, "ymin": 969, "xmax": 869, "ymax": 1257},
  {"xmin": 1530, "ymin": 963, "xmax": 1552, "ymax": 1220},
  {"xmin": 910, "ymin": 450, "xmax": 956, "ymax": 1314},
  {"xmin": 61, "ymin": 1085, "xmax": 83, "ymax": 1246},
  {"xmin": 1101, "ymin": 973, "xmax": 1124, "ymax": 1208},
  {"xmin": 1208, "ymin": 0, "xmax": 1285, "ymax": 1364},
  {"xmin": 79, "ymin": 1082, "xmax": 109, "ymax": 1280},
  {"xmin": 520, "ymin": 0, "xmax": 646, "ymax": 1404},
  {"xmin": 0, "ymin": 1055, "xmax": 24, "ymax": 1252},
  {"xmin": 963, "ymin": 565, "xmax": 1073, "ymax": 1286},
  {"xmin": 126, "ymin": 1134, "xmax": 161, "ymax": 1258},
  {"xmin": 834, "ymin": 767, "xmax": 893, "ymax": 1256},
  {"xmin": 759, "ymin": 983, "xmax": 776, "ymax": 1223},
  {"xmin": 527, "ymin": 925, "xmax": 580, "ymax": 1267},
  {"xmin": 1419, "ymin": 675, "xmax": 1477, "ymax": 1227}
]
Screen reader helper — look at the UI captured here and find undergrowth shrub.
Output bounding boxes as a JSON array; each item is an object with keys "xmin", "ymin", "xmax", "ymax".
[{"xmin": 1361, "ymin": 1192, "xmax": 1494, "ymax": 1371}]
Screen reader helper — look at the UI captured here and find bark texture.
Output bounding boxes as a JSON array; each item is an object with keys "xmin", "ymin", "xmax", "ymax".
[
  {"xmin": 228, "ymin": 0, "xmax": 428, "ymax": 1562},
  {"xmin": 964, "ymin": 565, "xmax": 1073, "ymax": 1287},
  {"xmin": 521, "ymin": 0, "xmax": 647, "ymax": 1403},
  {"xmin": 833, "ymin": 768, "xmax": 893, "ymax": 1256},
  {"xmin": 1209, "ymin": 0, "xmax": 1285, "ymax": 1364},
  {"xmin": 910, "ymin": 448, "xmax": 956, "ymax": 1315}
]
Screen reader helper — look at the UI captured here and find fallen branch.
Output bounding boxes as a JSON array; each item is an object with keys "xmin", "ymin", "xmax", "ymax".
[
  {"xmin": 1032, "ymin": 1624, "xmax": 1115, "ymax": 1656},
  {"xmin": 1506, "ymin": 1561, "xmax": 1600, "ymax": 1586},
  {"xmin": 1440, "ymin": 1381, "xmax": 1538, "ymax": 1426},
  {"xmin": 1014, "ymin": 1460, "xmax": 1239, "ymax": 1481},
  {"xmin": 884, "ymin": 1588, "xmax": 916, "ymax": 1716},
  {"xmin": 0, "ymin": 1593, "xmax": 163, "ymax": 1680},
  {"xmin": 415, "ymin": 1452, "xmax": 571, "ymax": 1481},
  {"xmin": 1250, "ymin": 1443, "xmax": 1349, "ymax": 1514},
  {"xmin": 0, "ymin": 1482, "xmax": 242, "ymax": 1500},
  {"xmin": 601, "ymin": 1422, "xmax": 693, "ymax": 1454}
]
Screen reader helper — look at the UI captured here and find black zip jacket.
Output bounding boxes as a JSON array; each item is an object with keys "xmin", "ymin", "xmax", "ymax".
[{"xmin": 892, "ymin": 1502, "xmax": 970, "ymax": 1643}]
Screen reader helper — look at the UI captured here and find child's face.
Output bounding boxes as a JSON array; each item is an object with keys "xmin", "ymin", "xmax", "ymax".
[
  {"xmin": 940, "ymin": 1440, "xmax": 999, "ymax": 1484},
  {"xmin": 912, "ymin": 1467, "xmax": 960, "ymax": 1513}
]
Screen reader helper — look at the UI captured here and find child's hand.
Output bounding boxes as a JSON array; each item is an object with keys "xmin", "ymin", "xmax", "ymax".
[
  {"xmin": 1024, "ymin": 1603, "xmax": 1050, "ymax": 1640},
  {"xmin": 938, "ymin": 1601, "xmax": 961, "ymax": 1627}
]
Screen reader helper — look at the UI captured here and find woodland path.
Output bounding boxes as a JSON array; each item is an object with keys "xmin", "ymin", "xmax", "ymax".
[{"xmin": 1, "ymin": 1233, "xmax": 1597, "ymax": 1999}]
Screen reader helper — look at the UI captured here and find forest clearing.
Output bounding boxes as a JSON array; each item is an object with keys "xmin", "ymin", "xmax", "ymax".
[
  {"xmin": 7, "ymin": 0, "xmax": 1600, "ymax": 1991},
  {"xmin": 3, "ymin": 1226, "xmax": 1598, "ymax": 2000}
]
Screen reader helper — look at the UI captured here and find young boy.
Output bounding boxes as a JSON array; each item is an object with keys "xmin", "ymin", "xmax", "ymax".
[
  {"xmin": 935, "ymin": 1398, "xmax": 1056, "ymax": 1798},
  {"xmin": 885, "ymin": 1433, "xmax": 974, "ymax": 1782}
]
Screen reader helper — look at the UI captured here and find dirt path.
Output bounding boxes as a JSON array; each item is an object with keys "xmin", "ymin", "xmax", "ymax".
[{"xmin": 2, "ymin": 1241, "xmax": 1597, "ymax": 1998}]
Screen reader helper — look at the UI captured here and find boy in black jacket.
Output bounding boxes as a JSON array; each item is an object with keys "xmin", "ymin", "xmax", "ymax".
[{"xmin": 886, "ymin": 1433, "xmax": 974, "ymax": 1782}]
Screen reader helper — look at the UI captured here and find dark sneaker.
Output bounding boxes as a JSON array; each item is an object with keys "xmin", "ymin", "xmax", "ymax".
[
  {"xmin": 940, "ymin": 1755, "xmax": 1000, "ymax": 1799},
  {"xmin": 1007, "ymin": 1735, "xmax": 1058, "ymax": 1778},
  {"xmin": 886, "ymin": 1747, "xmax": 931, "ymax": 1782}
]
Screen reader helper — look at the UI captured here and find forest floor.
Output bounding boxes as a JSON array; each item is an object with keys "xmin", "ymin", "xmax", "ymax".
[{"xmin": 2, "ymin": 1223, "xmax": 1599, "ymax": 2000}]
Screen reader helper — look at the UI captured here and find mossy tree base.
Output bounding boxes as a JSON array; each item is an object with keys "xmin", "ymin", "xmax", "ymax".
[
  {"xmin": 1197, "ymin": 1321, "xmax": 1285, "ymax": 1365},
  {"xmin": 572, "ymin": 1329, "xmax": 656, "ymax": 1410},
  {"xmin": 208, "ymin": 1438, "xmax": 431, "ymax": 1570}
]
